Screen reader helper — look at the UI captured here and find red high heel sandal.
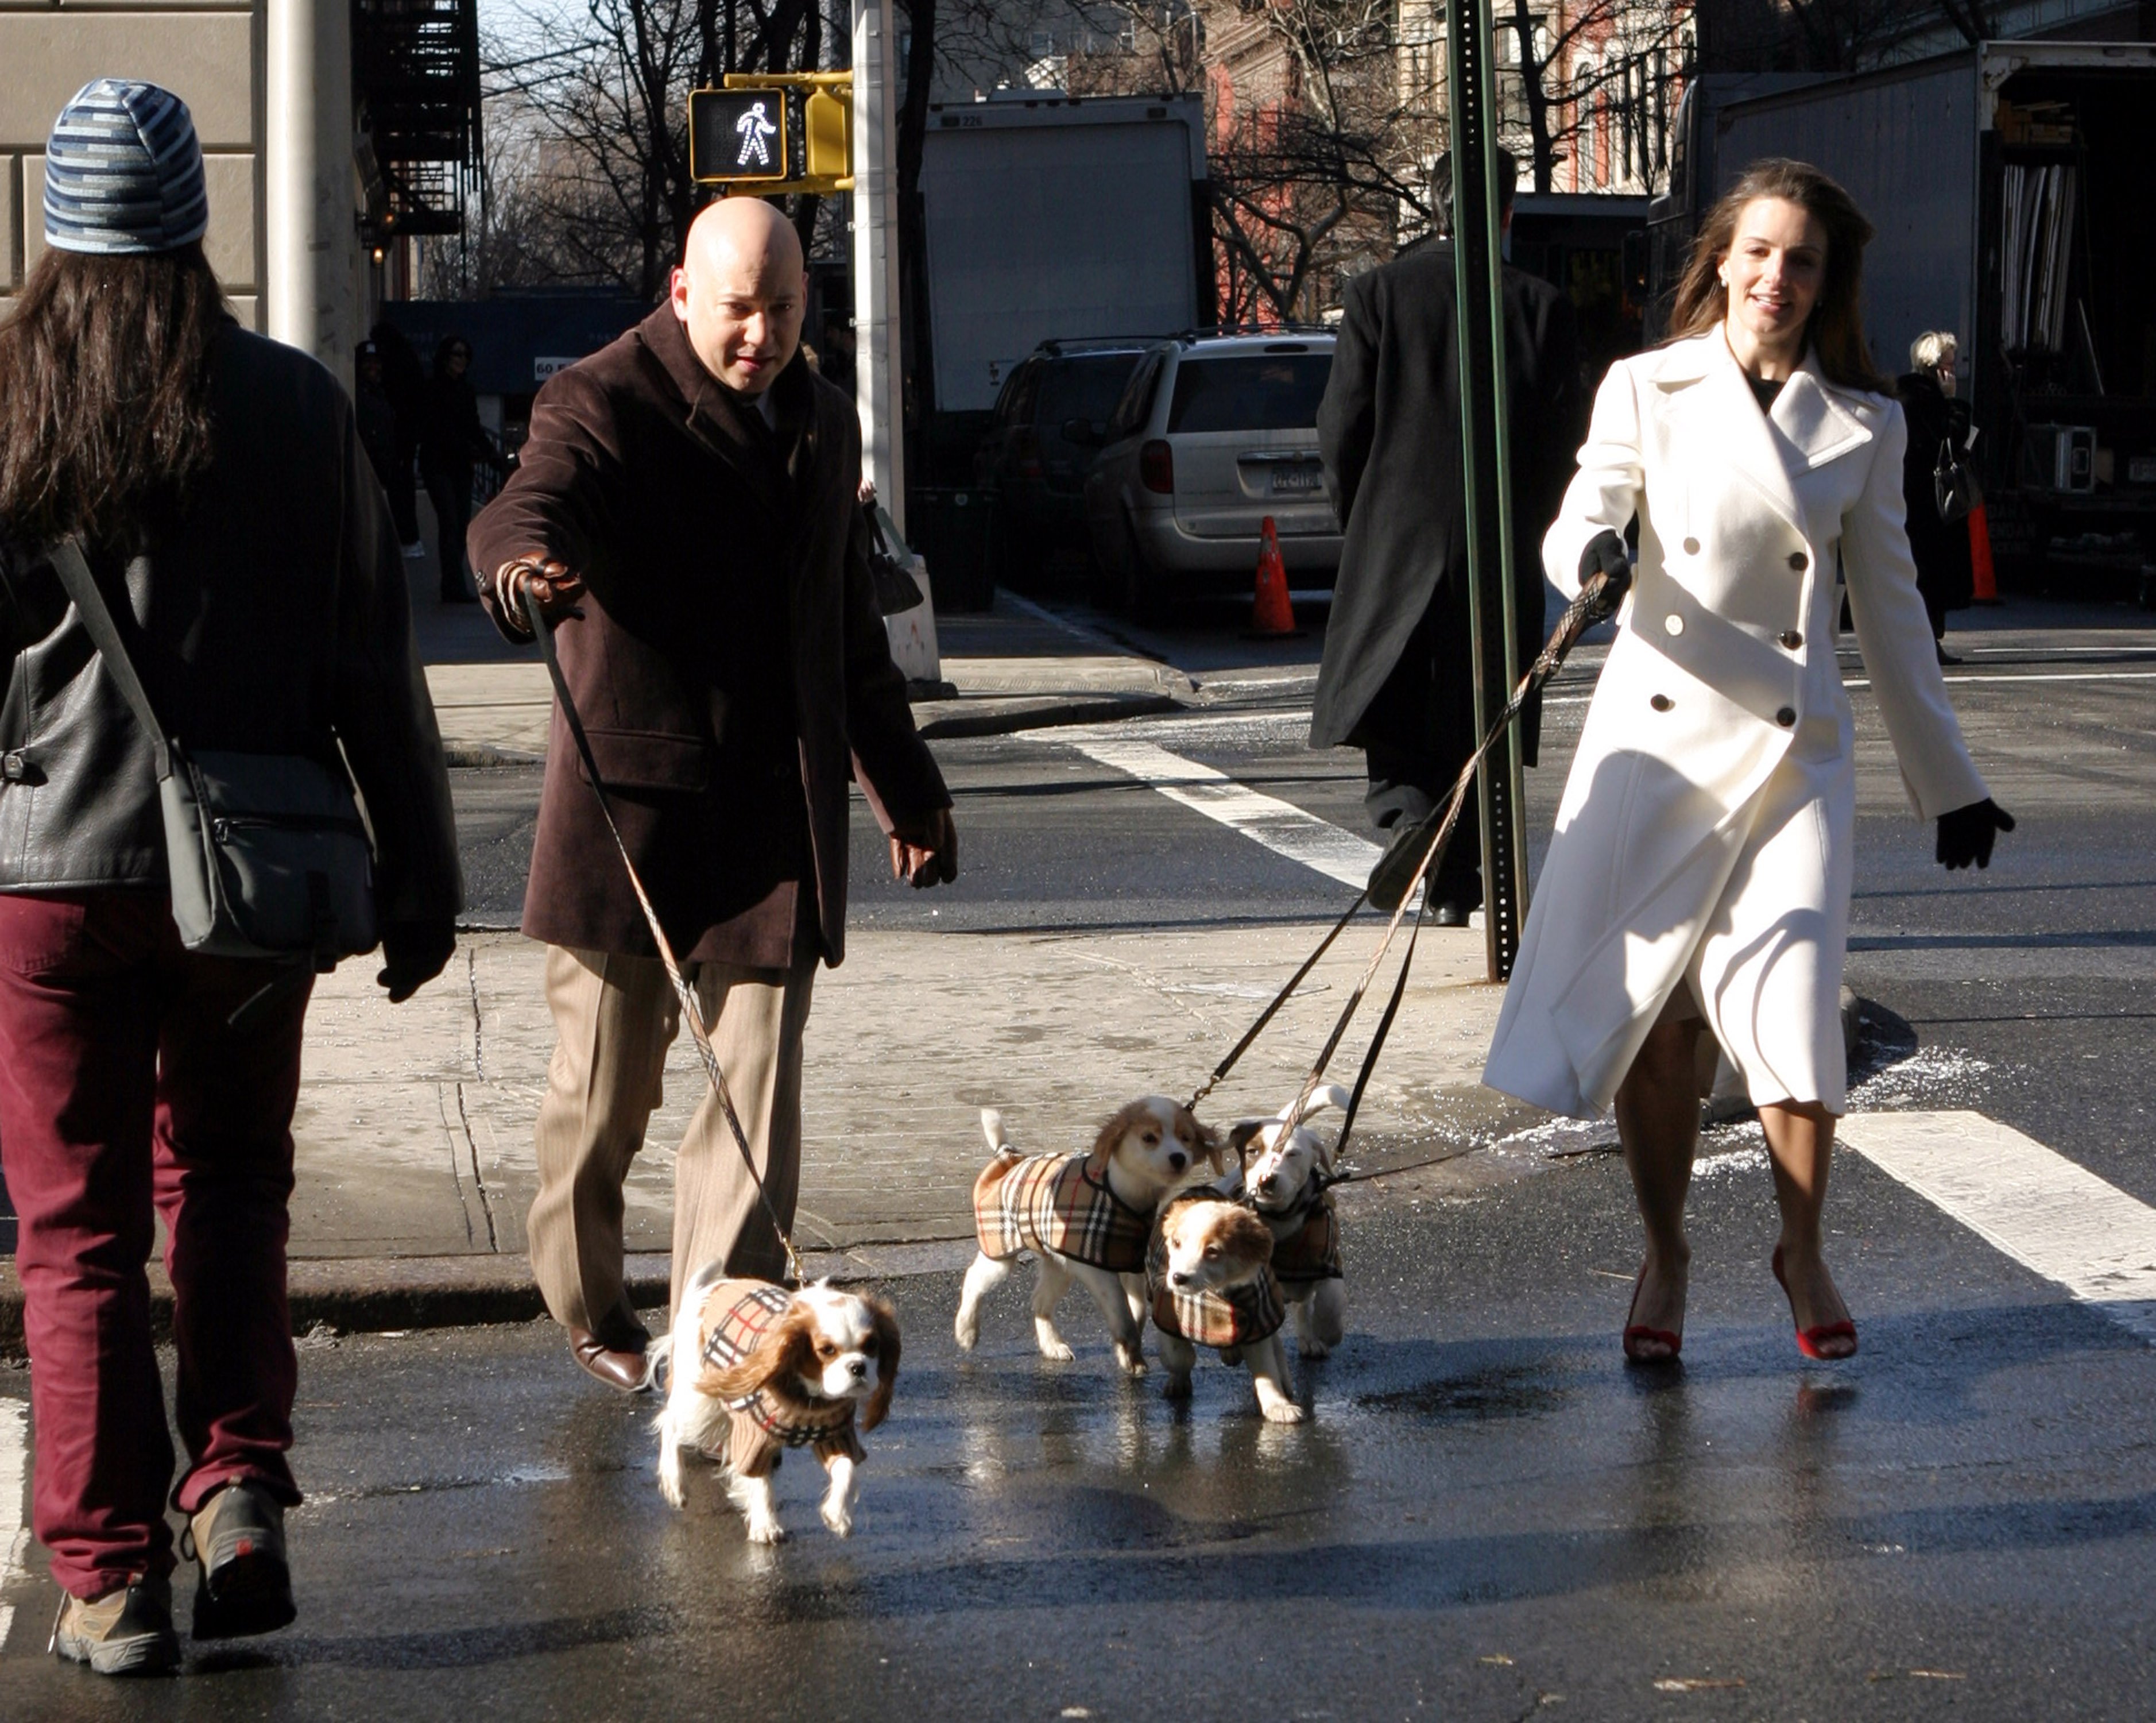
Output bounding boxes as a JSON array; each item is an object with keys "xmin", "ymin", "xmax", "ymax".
[
  {"xmin": 1623, "ymin": 1261, "xmax": 1682, "ymax": 1364},
  {"xmin": 1771, "ymin": 1245, "xmax": 1857, "ymax": 1360}
]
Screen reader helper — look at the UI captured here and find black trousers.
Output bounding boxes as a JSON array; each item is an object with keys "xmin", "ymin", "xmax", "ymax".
[
  {"xmin": 1355, "ymin": 598, "xmax": 1485, "ymax": 906},
  {"xmin": 385, "ymin": 449, "xmax": 421, "ymax": 546},
  {"xmin": 424, "ymin": 465, "xmax": 474, "ymax": 599}
]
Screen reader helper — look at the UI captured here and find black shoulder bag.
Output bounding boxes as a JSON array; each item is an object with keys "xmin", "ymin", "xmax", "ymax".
[{"xmin": 48, "ymin": 538, "xmax": 377, "ymax": 967}]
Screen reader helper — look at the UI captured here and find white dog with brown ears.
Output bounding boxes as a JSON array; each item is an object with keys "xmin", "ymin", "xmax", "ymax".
[
  {"xmin": 655, "ymin": 1264, "xmax": 900, "ymax": 1543},
  {"xmin": 1148, "ymin": 1190, "xmax": 1300, "ymax": 1422},
  {"xmin": 955, "ymin": 1097, "xmax": 1221, "ymax": 1377},
  {"xmin": 1228, "ymin": 1084, "xmax": 1352, "ymax": 1359}
]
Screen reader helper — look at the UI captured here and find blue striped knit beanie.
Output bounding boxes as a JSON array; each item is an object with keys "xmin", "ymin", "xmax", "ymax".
[{"xmin": 42, "ymin": 79, "xmax": 209, "ymax": 256}]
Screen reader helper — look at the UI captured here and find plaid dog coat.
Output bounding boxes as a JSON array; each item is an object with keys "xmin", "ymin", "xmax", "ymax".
[
  {"xmin": 974, "ymin": 1151, "xmax": 1154, "ymax": 1274},
  {"xmin": 1146, "ymin": 1194, "xmax": 1287, "ymax": 1350},
  {"xmin": 1253, "ymin": 1188, "xmax": 1343, "ymax": 1287},
  {"xmin": 698, "ymin": 1280, "xmax": 866, "ymax": 1479}
]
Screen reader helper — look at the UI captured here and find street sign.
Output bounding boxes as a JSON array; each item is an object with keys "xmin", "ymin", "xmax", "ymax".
[{"xmin": 689, "ymin": 88, "xmax": 791, "ymax": 184}]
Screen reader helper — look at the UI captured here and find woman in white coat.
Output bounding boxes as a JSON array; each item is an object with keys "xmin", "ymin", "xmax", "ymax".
[{"xmin": 1483, "ymin": 160, "xmax": 2013, "ymax": 1364}]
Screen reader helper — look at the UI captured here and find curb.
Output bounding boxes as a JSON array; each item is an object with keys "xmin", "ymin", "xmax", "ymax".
[
  {"xmin": 912, "ymin": 691, "xmax": 1182, "ymax": 740},
  {"xmin": 436, "ymin": 691, "xmax": 1183, "ymax": 769},
  {"xmin": 0, "ymin": 1240, "xmax": 979, "ymax": 1359},
  {"xmin": 442, "ymin": 743, "xmax": 544, "ymax": 768}
]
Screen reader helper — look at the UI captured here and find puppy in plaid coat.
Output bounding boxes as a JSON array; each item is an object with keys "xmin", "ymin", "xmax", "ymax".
[
  {"xmin": 955, "ymin": 1098, "xmax": 1219, "ymax": 1377},
  {"xmin": 655, "ymin": 1262, "xmax": 899, "ymax": 1543},
  {"xmin": 1149, "ymin": 1189, "xmax": 1301, "ymax": 1423},
  {"xmin": 1228, "ymin": 1085, "xmax": 1352, "ymax": 1359}
]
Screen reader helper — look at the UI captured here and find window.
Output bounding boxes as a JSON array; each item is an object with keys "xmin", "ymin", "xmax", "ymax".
[
  {"xmin": 998, "ymin": 360, "xmax": 1042, "ymax": 427},
  {"xmin": 1038, "ymin": 353, "xmax": 1147, "ymax": 438},
  {"xmin": 1107, "ymin": 352, "xmax": 1166, "ymax": 438},
  {"xmin": 1165, "ymin": 353, "xmax": 1334, "ymax": 434}
]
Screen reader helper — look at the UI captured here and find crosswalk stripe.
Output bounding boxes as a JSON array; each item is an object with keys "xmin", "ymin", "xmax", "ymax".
[
  {"xmin": 1059, "ymin": 732, "xmax": 1381, "ymax": 891},
  {"xmin": 1837, "ymin": 1110, "xmax": 2156, "ymax": 1344},
  {"xmin": 0, "ymin": 1397, "xmax": 28, "ymax": 1650}
]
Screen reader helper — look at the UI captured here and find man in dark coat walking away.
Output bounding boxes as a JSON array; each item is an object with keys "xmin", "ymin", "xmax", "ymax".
[
  {"xmin": 469, "ymin": 196, "xmax": 958, "ymax": 1394},
  {"xmin": 1312, "ymin": 150, "xmax": 1582, "ymax": 922}
]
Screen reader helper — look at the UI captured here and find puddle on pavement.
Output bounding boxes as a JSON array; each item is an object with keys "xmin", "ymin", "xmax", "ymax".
[{"xmin": 1351, "ymin": 1361, "xmax": 1569, "ymax": 1426}]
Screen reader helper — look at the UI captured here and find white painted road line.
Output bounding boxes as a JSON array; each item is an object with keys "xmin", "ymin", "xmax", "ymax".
[
  {"xmin": 1060, "ymin": 732, "xmax": 1381, "ymax": 891},
  {"xmin": 1837, "ymin": 1110, "xmax": 2156, "ymax": 1344},
  {"xmin": 1, "ymin": 1397, "xmax": 28, "ymax": 1651}
]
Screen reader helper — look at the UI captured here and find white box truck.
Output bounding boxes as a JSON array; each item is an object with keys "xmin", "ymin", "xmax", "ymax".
[{"xmin": 918, "ymin": 93, "xmax": 1210, "ymax": 419}]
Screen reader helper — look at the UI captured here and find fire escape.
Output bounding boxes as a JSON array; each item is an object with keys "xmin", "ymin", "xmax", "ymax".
[{"xmin": 352, "ymin": 0, "xmax": 484, "ymax": 241}]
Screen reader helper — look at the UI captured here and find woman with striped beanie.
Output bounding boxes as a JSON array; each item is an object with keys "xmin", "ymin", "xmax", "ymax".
[{"xmin": 0, "ymin": 80, "xmax": 462, "ymax": 1676}]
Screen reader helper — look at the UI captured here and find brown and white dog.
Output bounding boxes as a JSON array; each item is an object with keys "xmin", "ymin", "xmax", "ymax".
[
  {"xmin": 954, "ymin": 1098, "xmax": 1220, "ymax": 1377},
  {"xmin": 1148, "ymin": 1192, "xmax": 1301, "ymax": 1423},
  {"xmin": 655, "ymin": 1264, "xmax": 900, "ymax": 1543},
  {"xmin": 1228, "ymin": 1085, "xmax": 1352, "ymax": 1359}
]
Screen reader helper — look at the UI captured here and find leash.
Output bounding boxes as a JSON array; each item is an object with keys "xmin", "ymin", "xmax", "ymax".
[
  {"xmin": 1192, "ymin": 575, "xmax": 1624, "ymax": 1153},
  {"xmin": 523, "ymin": 589, "xmax": 808, "ymax": 1287}
]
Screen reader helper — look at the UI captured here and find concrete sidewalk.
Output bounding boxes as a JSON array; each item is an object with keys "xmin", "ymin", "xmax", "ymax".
[
  {"xmin": 420, "ymin": 590, "xmax": 1193, "ymax": 763},
  {"xmin": 0, "ymin": 919, "xmax": 1518, "ymax": 1350}
]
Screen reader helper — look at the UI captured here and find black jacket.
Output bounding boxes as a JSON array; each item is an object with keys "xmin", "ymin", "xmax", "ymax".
[
  {"xmin": 468, "ymin": 307, "xmax": 948, "ymax": 969},
  {"xmin": 1311, "ymin": 244, "xmax": 1582, "ymax": 760},
  {"xmin": 0, "ymin": 322, "xmax": 462, "ymax": 930},
  {"xmin": 1896, "ymin": 371, "xmax": 1974, "ymax": 617},
  {"xmin": 421, "ymin": 371, "xmax": 495, "ymax": 479}
]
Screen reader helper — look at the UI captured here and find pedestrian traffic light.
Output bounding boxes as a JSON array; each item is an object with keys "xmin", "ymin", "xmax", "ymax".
[
  {"xmin": 804, "ymin": 88, "xmax": 851, "ymax": 181},
  {"xmin": 690, "ymin": 88, "xmax": 791, "ymax": 185}
]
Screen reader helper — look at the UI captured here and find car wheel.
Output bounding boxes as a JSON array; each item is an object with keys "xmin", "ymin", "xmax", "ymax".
[
  {"xmin": 1085, "ymin": 516, "xmax": 1123, "ymax": 610},
  {"xmin": 1117, "ymin": 518, "xmax": 1162, "ymax": 623}
]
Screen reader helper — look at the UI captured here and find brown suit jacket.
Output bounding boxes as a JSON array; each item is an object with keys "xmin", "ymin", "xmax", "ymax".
[{"xmin": 469, "ymin": 307, "xmax": 947, "ymax": 968}]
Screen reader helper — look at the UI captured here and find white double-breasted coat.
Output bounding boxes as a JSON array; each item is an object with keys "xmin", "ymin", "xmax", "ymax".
[{"xmin": 1483, "ymin": 330, "xmax": 1989, "ymax": 1119}]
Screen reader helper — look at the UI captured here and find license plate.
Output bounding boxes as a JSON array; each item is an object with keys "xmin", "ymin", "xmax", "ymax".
[
  {"xmin": 1269, "ymin": 465, "xmax": 1323, "ymax": 495},
  {"xmin": 2130, "ymin": 454, "xmax": 2156, "ymax": 486}
]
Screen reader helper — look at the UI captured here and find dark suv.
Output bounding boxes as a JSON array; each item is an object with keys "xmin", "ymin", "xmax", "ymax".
[{"xmin": 974, "ymin": 339, "xmax": 1154, "ymax": 584}]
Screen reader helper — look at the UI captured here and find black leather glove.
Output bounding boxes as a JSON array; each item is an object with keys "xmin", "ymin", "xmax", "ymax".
[
  {"xmin": 377, "ymin": 920, "xmax": 457, "ymax": 1003},
  {"xmin": 1578, "ymin": 530, "xmax": 1633, "ymax": 624},
  {"xmin": 1936, "ymin": 798, "xmax": 2014, "ymax": 871}
]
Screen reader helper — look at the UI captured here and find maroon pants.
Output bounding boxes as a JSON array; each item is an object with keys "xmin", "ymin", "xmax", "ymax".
[{"xmin": 0, "ymin": 890, "xmax": 311, "ymax": 1599}]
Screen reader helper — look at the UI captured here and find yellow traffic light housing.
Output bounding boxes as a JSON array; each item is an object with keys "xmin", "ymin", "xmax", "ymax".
[
  {"xmin": 687, "ymin": 74, "xmax": 854, "ymax": 196},
  {"xmin": 804, "ymin": 88, "xmax": 852, "ymax": 182}
]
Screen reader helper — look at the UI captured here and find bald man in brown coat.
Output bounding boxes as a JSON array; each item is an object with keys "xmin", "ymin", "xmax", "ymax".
[{"xmin": 469, "ymin": 200, "xmax": 957, "ymax": 1392}]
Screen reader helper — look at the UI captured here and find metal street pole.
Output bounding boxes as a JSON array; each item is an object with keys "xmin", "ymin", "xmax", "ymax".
[
  {"xmin": 850, "ymin": 0, "xmax": 905, "ymax": 536},
  {"xmin": 1442, "ymin": 0, "xmax": 1531, "ymax": 981}
]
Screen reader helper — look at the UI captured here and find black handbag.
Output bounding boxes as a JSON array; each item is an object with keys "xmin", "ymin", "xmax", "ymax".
[
  {"xmin": 863, "ymin": 503, "xmax": 926, "ymax": 616},
  {"xmin": 49, "ymin": 539, "xmax": 377, "ymax": 967},
  {"xmin": 1934, "ymin": 434, "xmax": 1982, "ymax": 523}
]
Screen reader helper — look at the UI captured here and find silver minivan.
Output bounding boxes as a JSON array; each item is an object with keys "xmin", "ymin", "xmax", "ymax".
[{"xmin": 1080, "ymin": 332, "xmax": 1341, "ymax": 615}]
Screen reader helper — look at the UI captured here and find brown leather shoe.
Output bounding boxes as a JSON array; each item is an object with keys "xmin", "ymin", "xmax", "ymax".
[{"xmin": 569, "ymin": 1326, "xmax": 653, "ymax": 1393}]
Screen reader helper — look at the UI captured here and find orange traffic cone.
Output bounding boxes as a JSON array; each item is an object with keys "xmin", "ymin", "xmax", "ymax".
[
  {"xmin": 1968, "ymin": 501, "xmax": 2001, "ymax": 604},
  {"xmin": 1246, "ymin": 516, "xmax": 1302, "ymax": 638}
]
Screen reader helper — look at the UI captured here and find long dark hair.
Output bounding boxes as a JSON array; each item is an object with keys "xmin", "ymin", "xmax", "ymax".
[
  {"xmin": 1666, "ymin": 158, "xmax": 1888, "ymax": 393},
  {"xmin": 0, "ymin": 241, "xmax": 227, "ymax": 546}
]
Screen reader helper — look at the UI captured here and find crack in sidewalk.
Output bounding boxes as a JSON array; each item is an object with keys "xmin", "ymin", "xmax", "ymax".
[{"xmin": 459, "ymin": 948, "xmax": 500, "ymax": 1252}]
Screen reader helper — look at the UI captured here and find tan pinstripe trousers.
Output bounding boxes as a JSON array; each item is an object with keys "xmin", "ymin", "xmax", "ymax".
[{"xmin": 527, "ymin": 944, "xmax": 817, "ymax": 1336}]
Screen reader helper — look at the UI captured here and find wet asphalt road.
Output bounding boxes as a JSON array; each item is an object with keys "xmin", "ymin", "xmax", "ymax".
[
  {"xmin": 7, "ymin": 1146, "xmax": 2156, "ymax": 1721},
  {"xmin": 6, "ymin": 594, "xmax": 2155, "ymax": 1716}
]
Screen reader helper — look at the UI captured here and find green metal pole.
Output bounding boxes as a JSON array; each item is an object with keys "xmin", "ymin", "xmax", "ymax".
[{"xmin": 1442, "ymin": 0, "xmax": 1530, "ymax": 980}]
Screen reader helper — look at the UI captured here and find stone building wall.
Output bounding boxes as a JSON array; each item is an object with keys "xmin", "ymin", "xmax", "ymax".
[{"xmin": 0, "ymin": 0, "xmax": 266, "ymax": 326}]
